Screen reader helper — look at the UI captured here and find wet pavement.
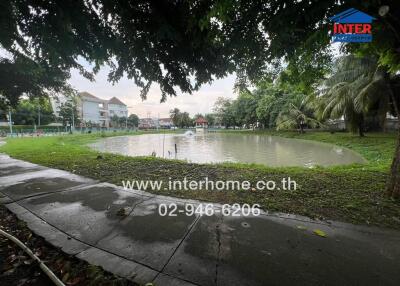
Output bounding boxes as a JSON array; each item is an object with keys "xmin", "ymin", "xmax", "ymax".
[{"xmin": 1, "ymin": 153, "xmax": 400, "ymax": 285}]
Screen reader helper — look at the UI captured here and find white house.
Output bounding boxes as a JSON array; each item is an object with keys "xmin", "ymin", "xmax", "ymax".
[
  {"xmin": 51, "ymin": 92, "xmax": 128, "ymax": 128},
  {"xmin": 108, "ymin": 97, "xmax": 128, "ymax": 118},
  {"xmin": 138, "ymin": 118, "xmax": 157, "ymax": 129},
  {"xmin": 159, "ymin": 118, "xmax": 173, "ymax": 129},
  {"xmin": 76, "ymin": 92, "xmax": 109, "ymax": 127}
]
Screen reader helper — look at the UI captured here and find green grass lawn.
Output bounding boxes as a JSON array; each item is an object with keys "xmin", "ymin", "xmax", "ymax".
[{"xmin": 1, "ymin": 130, "xmax": 400, "ymax": 229}]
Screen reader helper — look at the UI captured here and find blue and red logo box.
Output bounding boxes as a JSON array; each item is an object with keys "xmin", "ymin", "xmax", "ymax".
[{"xmin": 329, "ymin": 8, "xmax": 376, "ymax": 43}]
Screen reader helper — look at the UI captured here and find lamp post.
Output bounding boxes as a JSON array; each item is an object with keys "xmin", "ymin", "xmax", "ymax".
[
  {"xmin": 38, "ymin": 106, "xmax": 41, "ymax": 126},
  {"xmin": 8, "ymin": 110, "xmax": 13, "ymax": 135},
  {"xmin": 69, "ymin": 99, "xmax": 76, "ymax": 133},
  {"xmin": 71, "ymin": 106, "xmax": 75, "ymax": 132}
]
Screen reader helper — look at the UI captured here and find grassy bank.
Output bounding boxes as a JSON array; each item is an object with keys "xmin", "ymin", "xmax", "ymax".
[{"xmin": 1, "ymin": 130, "xmax": 399, "ymax": 229}]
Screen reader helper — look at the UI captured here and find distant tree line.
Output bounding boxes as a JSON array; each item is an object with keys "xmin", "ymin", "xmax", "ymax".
[
  {"xmin": 1, "ymin": 98, "xmax": 55, "ymax": 126},
  {"xmin": 110, "ymin": 114, "xmax": 139, "ymax": 128},
  {"xmin": 169, "ymin": 108, "xmax": 215, "ymax": 128},
  {"xmin": 213, "ymin": 55, "xmax": 400, "ymax": 136}
]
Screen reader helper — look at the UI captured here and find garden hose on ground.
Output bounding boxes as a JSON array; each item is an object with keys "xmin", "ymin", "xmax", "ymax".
[{"xmin": 0, "ymin": 228, "xmax": 65, "ymax": 286}]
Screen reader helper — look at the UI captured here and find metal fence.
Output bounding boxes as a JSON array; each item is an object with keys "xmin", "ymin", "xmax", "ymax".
[{"xmin": 0, "ymin": 126, "xmax": 138, "ymax": 138}]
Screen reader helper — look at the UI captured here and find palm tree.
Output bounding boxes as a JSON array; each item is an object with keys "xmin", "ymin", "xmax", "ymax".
[
  {"xmin": 317, "ymin": 55, "xmax": 399, "ymax": 136},
  {"xmin": 317, "ymin": 55, "xmax": 400, "ymax": 198},
  {"xmin": 276, "ymin": 93, "xmax": 320, "ymax": 133}
]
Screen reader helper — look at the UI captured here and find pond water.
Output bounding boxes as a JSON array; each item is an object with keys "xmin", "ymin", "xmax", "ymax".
[{"xmin": 89, "ymin": 133, "xmax": 366, "ymax": 167}]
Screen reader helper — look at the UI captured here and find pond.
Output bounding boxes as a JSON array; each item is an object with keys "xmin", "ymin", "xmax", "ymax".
[{"xmin": 89, "ymin": 133, "xmax": 366, "ymax": 167}]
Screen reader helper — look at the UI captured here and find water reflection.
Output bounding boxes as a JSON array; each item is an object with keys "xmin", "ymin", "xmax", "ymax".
[{"xmin": 89, "ymin": 133, "xmax": 366, "ymax": 167}]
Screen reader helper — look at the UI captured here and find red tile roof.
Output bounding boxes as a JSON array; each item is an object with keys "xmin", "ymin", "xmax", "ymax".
[{"xmin": 195, "ymin": 117, "xmax": 208, "ymax": 124}]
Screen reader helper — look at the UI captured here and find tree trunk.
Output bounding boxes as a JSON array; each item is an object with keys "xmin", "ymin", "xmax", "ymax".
[
  {"xmin": 387, "ymin": 130, "xmax": 400, "ymax": 199},
  {"xmin": 358, "ymin": 127, "xmax": 364, "ymax": 137},
  {"xmin": 386, "ymin": 91, "xmax": 400, "ymax": 199},
  {"xmin": 300, "ymin": 124, "xmax": 304, "ymax": 134},
  {"xmin": 358, "ymin": 116, "xmax": 365, "ymax": 137}
]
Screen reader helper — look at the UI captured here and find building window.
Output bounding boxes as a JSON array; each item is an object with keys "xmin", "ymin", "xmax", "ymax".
[{"xmin": 99, "ymin": 103, "xmax": 104, "ymax": 108}]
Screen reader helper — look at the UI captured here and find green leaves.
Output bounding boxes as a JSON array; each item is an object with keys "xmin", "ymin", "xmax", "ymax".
[
  {"xmin": 313, "ymin": 229, "xmax": 327, "ymax": 238},
  {"xmin": 318, "ymin": 55, "xmax": 399, "ymax": 135},
  {"xmin": 2, "ymin": 0, "xmax": 399, "ymax": 108},
  {"xmin": 169, "ymin": 108, "xmax": 192, "ymax": 128}
]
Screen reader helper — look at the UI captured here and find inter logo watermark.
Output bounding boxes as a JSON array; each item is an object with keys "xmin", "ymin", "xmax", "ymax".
[{"xmin": 329, "ymin": 8, "xmax": 375, "ymax": 43}]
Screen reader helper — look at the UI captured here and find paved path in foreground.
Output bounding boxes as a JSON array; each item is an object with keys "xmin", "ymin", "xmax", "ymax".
[{"xmin": 1, "ymin": 154, "xmax": 400, "ymax": 286}]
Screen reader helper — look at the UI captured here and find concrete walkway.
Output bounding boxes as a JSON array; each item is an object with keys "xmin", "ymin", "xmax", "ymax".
[{"xmin": 1, "ymin": 154, "xmax": 400, "ymax": 286}]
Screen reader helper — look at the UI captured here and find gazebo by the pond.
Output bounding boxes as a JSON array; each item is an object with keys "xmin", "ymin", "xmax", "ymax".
[{"xmin": 195, "ymin": 117, "xmax": 208, "ymax": 132}]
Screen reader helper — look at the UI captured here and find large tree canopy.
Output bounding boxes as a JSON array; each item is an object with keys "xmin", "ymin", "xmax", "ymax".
[
  {"xmin": 2, "ymin": 0, "xmax": 399, "ymax": 107},
  {"xmin": 0, "ymin": 0, "xmax": 234, "ymax": 105}
]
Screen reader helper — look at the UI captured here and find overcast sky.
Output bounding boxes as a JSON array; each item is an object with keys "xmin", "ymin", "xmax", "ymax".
[
  {"xmin": 67, "ymin": 42, "xmax": 342, "ymax": 119},
  {"xmin": 68, "ymin": 64, "xmax": 237, "ymax": 119}
]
